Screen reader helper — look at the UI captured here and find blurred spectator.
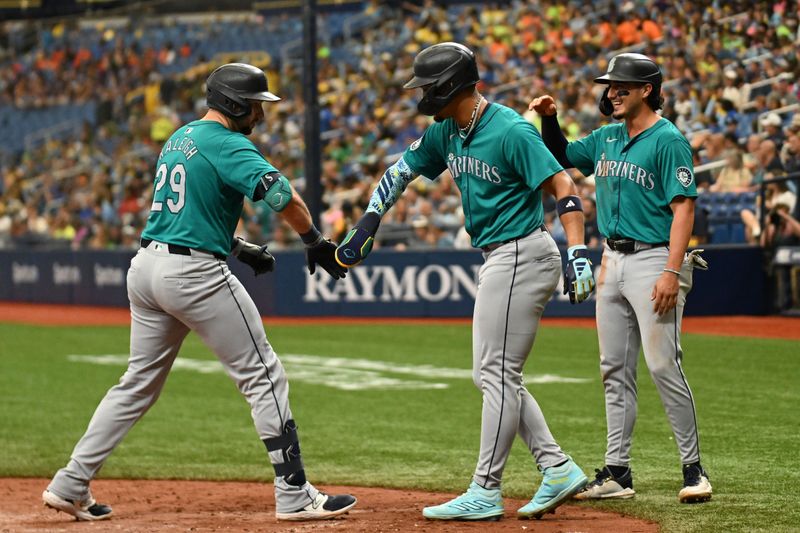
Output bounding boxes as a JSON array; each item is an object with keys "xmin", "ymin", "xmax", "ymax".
[
  {"xmin": 779, "ymin": 127, "xmax": 800, "ymax": 176},
  {"xmin": 751, "ymin": 139, "xmax": 785, "ymax": 186},
  {"xmin": 760, "ymin": 112, "xmax": 786, "ymax": 150},
  {"xmin": 709, "ymin": 149, "xmax": 753, "ymax": 193},
  {"xmin": 741, "ymin": 181, "xmax": 797, "ymax": 244},
  {"xmin": 2, "ymin": 1, "xmax": 800, "ymax": 250}
]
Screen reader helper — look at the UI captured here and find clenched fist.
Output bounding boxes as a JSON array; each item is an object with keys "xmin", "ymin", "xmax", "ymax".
[{"xmin": 528, "ymin": 95, "xmax": 558, "ymax": 116}]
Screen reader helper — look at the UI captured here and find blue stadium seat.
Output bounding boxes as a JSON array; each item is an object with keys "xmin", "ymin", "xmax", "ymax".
[
  {"xmin": 710, "ymin": 223, "xmax": 732, "ymax": 243},
  {"xmin": 721, "ymin": 192, "xmax": 738, "ymax": 204},
  {"xmin": 709, "ymin": 203, "xmax": 730, "ymax": 219},
  {"xmin": 730, "ymin": 223, "xmax": 746, "ymax": 243}
]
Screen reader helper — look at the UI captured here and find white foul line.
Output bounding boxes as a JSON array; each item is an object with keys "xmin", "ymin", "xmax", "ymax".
[{"xmin": 66, "ymin": 354, "xmax": 591, "ymax": 391}]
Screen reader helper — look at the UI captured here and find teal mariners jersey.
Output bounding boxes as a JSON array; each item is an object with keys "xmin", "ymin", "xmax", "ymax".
[
  {"xmin": 566, "ymin": 118, "xmax": 696, "ymax": 243},
  {"xmin": 142, "ymin": 120, "xmax": 278, "ymax": 256},
  {"xmin": 403, "ymin": 103, "xmax": 563, "ymax": 248}
]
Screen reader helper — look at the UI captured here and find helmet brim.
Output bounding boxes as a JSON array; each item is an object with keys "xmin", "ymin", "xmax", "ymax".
[
  {"xmin": 594, "ymin": 73, "xmax": 650, "ymax": 84},
  {"xmin": 245, "ymin": 90, "xmax": 281, "ymax": 102},
  {"xmin": 403, "ymin": 75, "xmax": 438, "ymax": 90},
  {"xmin": 595, "ymin": 73, "xmax": 659, "ymax": 85}
]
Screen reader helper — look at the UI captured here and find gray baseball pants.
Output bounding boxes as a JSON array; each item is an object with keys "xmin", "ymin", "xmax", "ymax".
[
  {"xmin": 596, "ymin": 245, "xmax": 701, "ymax": 467},
  {"xmin": 472, "ymin": 228, "xmax": 569, "ymax": 489},
  {"xmin": 48, "ymin": 242, "xmax": 317, "ymax": 513}
]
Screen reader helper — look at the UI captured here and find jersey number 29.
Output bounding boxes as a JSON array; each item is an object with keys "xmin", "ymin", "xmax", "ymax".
[{"xmin": 151, "ymin": 162, "xmax": 186, "ymax": 213}]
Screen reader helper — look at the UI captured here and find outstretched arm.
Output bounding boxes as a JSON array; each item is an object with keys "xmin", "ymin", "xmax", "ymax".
[
  {"xmin": 366, "ymin": 157, "xmax": 418, "ymax": 216},
  {"xmin": 279, "ymin": 184, "xmax": 347, "ymax": 280},
  {"xmin": 529, "ymin": 95, "xmax": 573, "ymax": 169},
  {"xmin": 336, "ymin": 157, "xmax": 419, "ymax": 267}
]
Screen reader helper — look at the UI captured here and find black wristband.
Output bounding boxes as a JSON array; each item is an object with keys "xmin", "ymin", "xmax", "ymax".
[
  {"xmin": 556, "ymin": 195, "xmax": 583, "ymax": 216},
  {"xmin": 300, "ymin": 226, "xmax": 323, "ymax": 246}
]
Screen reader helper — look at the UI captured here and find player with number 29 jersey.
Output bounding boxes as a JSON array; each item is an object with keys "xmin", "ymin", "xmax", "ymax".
[{"xmin": 142, "ymin": 120, "xmax": 279, "ymax": 257}]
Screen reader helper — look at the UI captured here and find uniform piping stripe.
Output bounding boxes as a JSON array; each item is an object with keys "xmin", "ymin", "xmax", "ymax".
[
  {"xmin": 614, "ymin": 295, "xmax": 636, "ymax": 465},
  {"xmin": 673, "ymin": 306, "xmax": 700, "ymax": 461},
  {"xmin": 219, "ymin": 263, "xmax": 285, "ymax": 428},
  {"xmin": 483, "ymin": 240, "xmax": 519, "ymax": 486}
]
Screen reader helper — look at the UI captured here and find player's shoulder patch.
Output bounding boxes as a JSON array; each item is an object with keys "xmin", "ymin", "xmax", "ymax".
[
  {"xmin": 676, "ymin": 166, "xmax": 694, "ymax": 187},
  {"xmin": 410, "ymin": 137, "xmax": 422, "ymax": 151}
]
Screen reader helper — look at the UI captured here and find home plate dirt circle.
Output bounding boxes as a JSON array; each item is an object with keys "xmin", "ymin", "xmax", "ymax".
[{"xmin": 2, "ymin": 478, "xmax": 657, "ymax": 532}]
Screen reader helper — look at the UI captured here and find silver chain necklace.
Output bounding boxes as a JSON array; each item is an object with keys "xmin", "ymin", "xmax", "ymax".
[{"xmin": 459, "ymin": 95, "xmax": 484, "ymax": 139}]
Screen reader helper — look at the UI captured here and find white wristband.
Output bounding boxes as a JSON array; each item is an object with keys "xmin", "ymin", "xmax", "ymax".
[{"xmin": 663, "ymin": 268, "xmax": 681, "ymax": 276}]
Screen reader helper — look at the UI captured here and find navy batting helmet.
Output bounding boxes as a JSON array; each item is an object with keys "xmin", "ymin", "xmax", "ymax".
[
  {"xmin": 403, "ymin": 42, "xmax": 479, "ymax": 116},
  {"xmin": 595, "ymin": 53, "xmax": 663, "ymax": 115},
  {"xmin": 206, "ymin": 63, "xmax": 280, "ymax": 119}
]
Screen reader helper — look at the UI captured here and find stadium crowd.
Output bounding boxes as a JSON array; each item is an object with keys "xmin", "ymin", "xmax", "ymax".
[{"xmin": 1, "ymin": 0, "xmax": 799, "ymax": 252}]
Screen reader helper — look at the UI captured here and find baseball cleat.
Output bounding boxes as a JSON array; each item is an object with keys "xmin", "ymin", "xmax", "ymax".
[
  {"xmin": 42, "ymin": 489, "xmax": 113, "ymax": 521},
  {"xmin": 573, "ymin": 465, "xmax": 636, "ymax": 500},
  {"xmin": 422, "ymin": 481, "xmax": 504, "ymax": 521},
  {"xmin": 517, "ymin": 458, "xmax": 588, "ymax": 519},
  {"xmin": 275, "ymin": 492, "xmax": 356, "ymax": 521},
  {"xmin": 679, "ymin": 463, "xmax": 712, "ymax": 503}
]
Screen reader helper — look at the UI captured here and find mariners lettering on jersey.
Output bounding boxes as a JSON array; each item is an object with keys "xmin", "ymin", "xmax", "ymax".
[
  {"xmin": 159, "ymin": 136, "xmax": 199, "ymax": 160},
  {"xmin": 446, "ymin": 153, "xmax": 501, "ymax": 184},
  {"xmin": 594, "ymin": 153, "xmax": 655, "ymax": 190}
]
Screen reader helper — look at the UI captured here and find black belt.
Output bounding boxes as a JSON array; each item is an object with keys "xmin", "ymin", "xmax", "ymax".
[
  {"xmin": 481, "ymin": 225, "xmax": 546, "ymax": 253},
  {"xmin": 606, "ymin": 238, "xmax": 668, "ymax": 254},
  {"xmin": 141, "ymin": 238, "xmax": 226, "ymax": 260}
]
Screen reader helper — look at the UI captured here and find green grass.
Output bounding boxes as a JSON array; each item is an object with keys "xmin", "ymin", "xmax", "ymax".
[{"xmin": 1, "ymin": 322, "xmax": 797, "ymax": 532}]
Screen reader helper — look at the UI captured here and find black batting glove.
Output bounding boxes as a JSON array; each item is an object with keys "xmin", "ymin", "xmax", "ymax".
[
  {"xmin": 306, "ymin": 236, "xmax": 347, "ymax": 280},
  {"xmin": 231, "ymin": 237, "xmax": 275, "ymax": 276}
]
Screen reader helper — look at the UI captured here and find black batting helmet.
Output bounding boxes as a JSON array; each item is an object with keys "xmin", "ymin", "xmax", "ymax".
[
  {"xmin": 403, "ymin": 42, "xmax": 479, "ymax": 116},
  {"xmin": 595, "ymin": 53, "xmax": 663, "ymax": 114},
  {"xmin": 206, "ymin": 63, "xmax": 280, "ymax": 119}
]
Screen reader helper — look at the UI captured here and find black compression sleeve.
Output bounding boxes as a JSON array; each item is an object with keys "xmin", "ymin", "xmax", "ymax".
[{"xmin": 540, "ymin": 114, "xmax": 574, "ymax": 169}]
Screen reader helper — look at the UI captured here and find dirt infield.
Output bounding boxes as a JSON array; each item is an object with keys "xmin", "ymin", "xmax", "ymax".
[
  {"xmin": 0, "ymin": 302, "xmax": 798, "ymax": 340},
  {"xmin": 2, "ymin": 478, "xmax": 657, "ymax": 533}
]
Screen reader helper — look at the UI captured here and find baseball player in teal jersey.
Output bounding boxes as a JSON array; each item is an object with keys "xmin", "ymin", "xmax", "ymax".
[
  {"xmin": 42, "ymin": 63, "xmax": 356, "ymax": 522},
  {"xmin": 335, "ymin": 42, "xmax": 595, "ymax": 521},
  {"xmin": 531, "ymin": 53, "xmax": 712, "ymax": 503}
]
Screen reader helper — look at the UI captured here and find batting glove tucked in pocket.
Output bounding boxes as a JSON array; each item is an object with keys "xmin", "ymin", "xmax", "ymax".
[
  {"xmin": 232, "ymin": 237, "xmax": 275, "ymax": 276},
  {"xmin": 564, "ymin": 245, "xmax": 595, "ymax": 304}
]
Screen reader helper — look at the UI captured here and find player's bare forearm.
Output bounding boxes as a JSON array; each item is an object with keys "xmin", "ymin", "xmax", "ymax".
[
  {"xmin": 543, "ymin": 171, "xmax": 585, "ymax": 248},
  {"xmin": 278, "ymin": 186, "xmax": 314, "ymax": 234},
  {"xmin": 667, "ymin": 197, "xmax": 695, "ymax": 270},
  {"xmin": 560, "ymin": 211, "xmax": 586, "ymax": 248}
]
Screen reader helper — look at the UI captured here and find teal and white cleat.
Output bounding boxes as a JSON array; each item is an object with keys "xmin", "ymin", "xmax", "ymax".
[
  {"xmin": 517, "ymin": 458, "xmax": 588, "ymax": 519},
  {"xmin": 422, "ymin": 481, "xmax": 504, "ymax": 521}
]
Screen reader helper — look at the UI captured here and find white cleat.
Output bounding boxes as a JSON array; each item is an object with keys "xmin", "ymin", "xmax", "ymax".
[
  {"xmin": 42, "ymin": 489, "xmax": 113, "ymax": 521},
  {"xmin": 573, "ymin": 466, "xmax": 636, "ymax": 500},
  {"xmin": 679, "ymin": 463, "xmax": 712, "ymax": 503},
  {"xmin": 275, "ymin": 492, "xmax": 357, "ymax": 521}
]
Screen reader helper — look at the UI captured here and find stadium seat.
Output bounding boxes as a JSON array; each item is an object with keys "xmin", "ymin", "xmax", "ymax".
[
  {"xmin": 709, "ymin": 203, "xmax": 730, "ymax": 220},
  {"xmin": 710, "ymin": 223, "xmax": 732, "ymax": 243},
  {"xmin": 730, "ymin": 223, "xmax": 746, "ymax": 243}
]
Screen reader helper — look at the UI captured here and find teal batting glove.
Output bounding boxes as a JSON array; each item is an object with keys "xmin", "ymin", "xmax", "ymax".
[
  {"xmin": 335, "ymin": 211, "xmax": 381, "ymax": 267},
  {"xmin": 564, "ymin": 244, "xmax": 595, "ymax": 304}
]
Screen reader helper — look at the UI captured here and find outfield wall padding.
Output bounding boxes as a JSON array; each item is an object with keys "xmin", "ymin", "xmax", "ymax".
[{"xmin": 0, "ymin": 246, "xmax": 767, "ymax": 316}]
